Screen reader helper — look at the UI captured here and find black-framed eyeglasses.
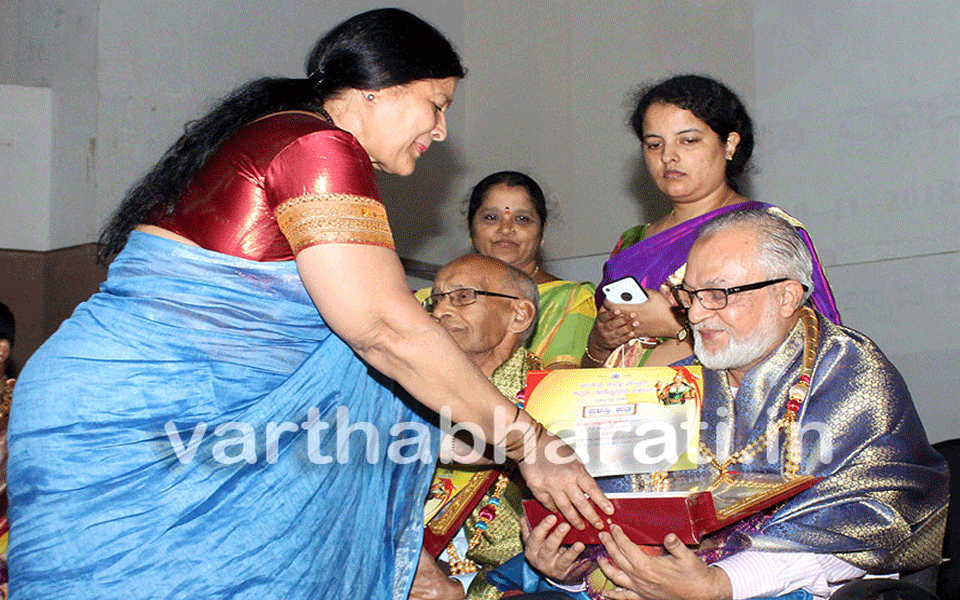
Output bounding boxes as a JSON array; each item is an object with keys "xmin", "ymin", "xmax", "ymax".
[
  {"xmin": 422, "ymin": 288, "xmax": 520, "ymax": 313},
  {"xmin": 670, "ymin": 278, "xmax": 807, "ymax": 310}
]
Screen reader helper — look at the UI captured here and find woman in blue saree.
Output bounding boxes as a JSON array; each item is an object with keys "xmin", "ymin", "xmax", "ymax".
[{"xmin": 6, "ymin": 10, "xmax": 609, "ymax": 600}]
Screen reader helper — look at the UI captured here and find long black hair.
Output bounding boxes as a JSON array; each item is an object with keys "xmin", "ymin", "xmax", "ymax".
[
  {"xmin": 629, "ymin": 74, "xmax": 754, "ymax": 186},
  {"xmin": 97, "ymin": 8, "xmax": 464, "ymax": 263}
]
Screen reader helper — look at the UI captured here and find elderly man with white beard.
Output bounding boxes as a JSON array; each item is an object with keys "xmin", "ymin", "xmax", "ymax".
[{"xmin": 514, "ymin": 208, "xmax": 947, "ymax": 600}]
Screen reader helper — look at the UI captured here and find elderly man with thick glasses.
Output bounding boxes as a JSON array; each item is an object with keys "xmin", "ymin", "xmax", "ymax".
[
  {"xmin": 519, "ymin": 209, "xmax": 947, "ymax": 600},
  {"xmin": 422, "ymin": 255, "xmax": 539, "ymax": 377},
  {"xmin": 413, "ymin": 253, "xmax": 543, "ymax": 600}
]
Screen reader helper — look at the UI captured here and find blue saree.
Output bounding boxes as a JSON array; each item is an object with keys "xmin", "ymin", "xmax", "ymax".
[{"xmin": 8, "ymin": 232, "xmax": 436, "ymax": 599}]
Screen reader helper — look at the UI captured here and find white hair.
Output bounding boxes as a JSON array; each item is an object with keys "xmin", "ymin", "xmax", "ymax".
[{"xmin": 698, "ymin": 209, "xmax": 814, "ymax": 306}]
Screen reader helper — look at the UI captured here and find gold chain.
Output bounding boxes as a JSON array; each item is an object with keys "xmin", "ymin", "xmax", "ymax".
[
  {"xmin": 0, "ymin": 377, "xmax": 12, "ymax": 420},
  {"xmin": 698, "ymin": 307, "xmax": 819, "ymax": 482},
  {"xmin": 631, "ymin": 309, "xmax": 818, "ymax": 493},
  {"xmin": 630, "ymin": 470, "xmax": 670, "ymax": 492},
  {"xmin": 445, "ymin": 473, "xmax": 511, "ymax": 575}
]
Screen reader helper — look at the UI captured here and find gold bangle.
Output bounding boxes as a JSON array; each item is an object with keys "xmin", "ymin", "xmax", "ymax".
[{"xmin": 584, "ymin": 346, "xmax": 607, "ymax": 365}]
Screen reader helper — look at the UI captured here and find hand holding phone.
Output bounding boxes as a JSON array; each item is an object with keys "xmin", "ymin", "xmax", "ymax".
[{"xmin": 601, "ymin": 276, "xmax": 648, "ymax": 306}]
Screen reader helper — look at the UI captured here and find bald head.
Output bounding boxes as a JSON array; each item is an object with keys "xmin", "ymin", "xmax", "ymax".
[
  {"xmin": 430, "ymin": 254, "xmax": 538, "ymax": 376},
  {"xmin": 440, "ymin": 255, "xmax": 538, "ymax": 311}
]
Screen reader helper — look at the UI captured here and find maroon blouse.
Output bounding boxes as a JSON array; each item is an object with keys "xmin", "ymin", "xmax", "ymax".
[{"xmin": 148, "ymin": 112, "xmax": 384, "ymax": 261}]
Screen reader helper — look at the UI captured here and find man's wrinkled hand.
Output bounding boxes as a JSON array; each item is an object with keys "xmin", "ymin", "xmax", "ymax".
[
  {"xmin": 598, "ymin": 528, "xmax": 732, "ymax": 600},
  {"xmin": 409, "ymin": 548, "xmax": 465, "ymax": 600},
  {"xmin": 520, "ymin": 514, "xmax": 587, "ymax": 583}
]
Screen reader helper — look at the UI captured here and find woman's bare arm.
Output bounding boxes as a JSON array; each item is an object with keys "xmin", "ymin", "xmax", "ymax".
[{"xmin": 295, "ymin": 242, "xmax": 612, "ymax": 527}]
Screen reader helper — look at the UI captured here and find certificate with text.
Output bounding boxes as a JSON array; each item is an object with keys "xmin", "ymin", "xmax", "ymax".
[{"xmin": 523, "ymin": 366, "xmax": 703, "ymax": 477}]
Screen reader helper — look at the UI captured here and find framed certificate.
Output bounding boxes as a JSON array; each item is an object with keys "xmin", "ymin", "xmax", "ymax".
[
  {"xmin": 524, "ymin": 473, "xmax": 820, "ymax": 545},
  {"xmin": 523, "ymin": 366, "xmax": 703, "ymax": 477}
]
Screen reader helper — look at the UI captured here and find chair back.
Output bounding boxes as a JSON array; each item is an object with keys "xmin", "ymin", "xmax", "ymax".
[{"xmin": 933, "ymin": 438, "xmax": 960, "ymax": 600}]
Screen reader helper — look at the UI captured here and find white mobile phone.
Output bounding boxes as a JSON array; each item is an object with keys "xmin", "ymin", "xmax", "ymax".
[{"xmin": 602, "ymin": 276, "xmax": 649, "ymax": 305}]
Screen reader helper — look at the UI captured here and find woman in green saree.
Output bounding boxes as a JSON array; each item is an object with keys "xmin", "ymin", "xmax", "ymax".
[{"xmin": 459, "ymin": 171, "xmax": 596, "ymax": 369}]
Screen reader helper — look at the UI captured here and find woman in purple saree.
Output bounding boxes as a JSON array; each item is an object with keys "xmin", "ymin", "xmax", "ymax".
[{"xmin": 582, "ymin": 75, "xmax": 839, "ymax": 369}]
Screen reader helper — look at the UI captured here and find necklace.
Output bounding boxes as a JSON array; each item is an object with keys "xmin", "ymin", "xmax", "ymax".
[
  {"xmin": 632, "ymin": 307, "xmax": 819, "ymax": 493},
  {"xmin": 0, "ymin": 377, "xmax": 12, "ymax": 419},
  {"xmin": 443, "ymin": 350, "xmax": 541, "ymax": 575},
  {"xmin": 668, "ymin": 189, "xmax": 739, "ymax": 223},
  {"xmin": 717, "ymin": 187, "xmax": 738, "ymax": 209},
  {"xmin": 445, "ymin": 473, "xmax": 510, "ymax": 575},
  {"xmin": 698, "ymin": 306, "xmax": 819, "ymax": 483},
  {"xmin": 317, "ymin": 106, "xmax": 334, "ymax": 125}
]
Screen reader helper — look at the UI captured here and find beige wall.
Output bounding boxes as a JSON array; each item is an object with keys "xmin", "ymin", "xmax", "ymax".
[{"xmin": 460, "ymin": 0, "xmax": 756, "ymax": 261}]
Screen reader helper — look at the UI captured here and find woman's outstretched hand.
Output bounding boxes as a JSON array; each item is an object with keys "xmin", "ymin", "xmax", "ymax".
[{"xmin": 515, "ymin": 427, "xmax": 613, "ymax": 530}]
